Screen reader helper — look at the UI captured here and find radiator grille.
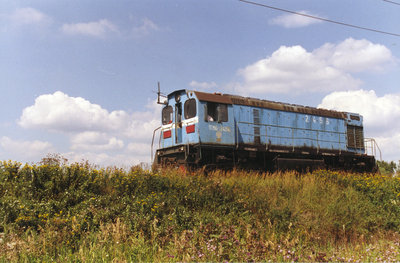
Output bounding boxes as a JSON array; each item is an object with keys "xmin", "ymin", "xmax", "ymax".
[
  {"xmin": 347, "ymin": 125, "xmax": 364, "ymax": 149},
  {"xmin": 253, "ymin": 109, "xmax": 260, "ymax": 144}
]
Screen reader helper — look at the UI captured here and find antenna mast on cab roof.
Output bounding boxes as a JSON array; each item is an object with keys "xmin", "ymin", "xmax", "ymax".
[{"xmin": 157, "ymin": 82, "xmax": 167, "ymax": 105}]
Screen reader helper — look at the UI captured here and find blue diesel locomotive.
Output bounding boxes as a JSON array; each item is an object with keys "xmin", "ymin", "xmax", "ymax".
[{"xmin": 153, "ymin": 89, "xmax": 377, "ymax": 172}]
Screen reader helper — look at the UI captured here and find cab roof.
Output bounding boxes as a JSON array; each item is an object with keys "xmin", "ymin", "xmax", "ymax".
[{"xmin": 168, "ymin": 89, "xmax": 352, "ymax": 120}]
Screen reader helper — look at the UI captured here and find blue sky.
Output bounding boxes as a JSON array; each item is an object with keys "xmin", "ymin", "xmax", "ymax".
[{"xmin": 1, "ymin": 0, "xmax": 399, "ymax": 166}]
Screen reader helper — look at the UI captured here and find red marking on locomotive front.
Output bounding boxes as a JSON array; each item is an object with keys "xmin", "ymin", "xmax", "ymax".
[
  {"xmin": 163, "ymin": 130, "xmax": 171, "ymax": 139},
  {"xmin": 186, "ymin": 124, "xmax": 195, "ymax": 134}
]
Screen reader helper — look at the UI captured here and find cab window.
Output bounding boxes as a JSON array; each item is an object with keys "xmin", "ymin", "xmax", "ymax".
[
  {"xmin": 162, "ymin": 106, "xmax": 173, "ymax": 125},
  {"xmin": 184, "ymin": 99, "xmax": 196, "ymax": 119},
  {"xmin": 205, "ymin": 102, "xmax": 228, "ymax": 122}
]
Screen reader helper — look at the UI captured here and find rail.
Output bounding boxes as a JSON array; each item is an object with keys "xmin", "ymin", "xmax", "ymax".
[{"xmin": 364, "ymin": 138, "xmax": 382, "ymax": 161}]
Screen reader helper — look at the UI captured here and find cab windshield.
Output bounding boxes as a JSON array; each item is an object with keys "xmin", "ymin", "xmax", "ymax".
[
  {"xmin": 162, "ymin": 106, "xmax": 173, "ymax": 125},
  {"xmin": 184, "ymin": 99, "xmax": 196, "ymax": 119}
]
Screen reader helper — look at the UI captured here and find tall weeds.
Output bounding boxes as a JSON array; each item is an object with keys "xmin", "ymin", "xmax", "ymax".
[{"xmin": 1, "ymin": 160, "xmax": 400, "ymax": 261}]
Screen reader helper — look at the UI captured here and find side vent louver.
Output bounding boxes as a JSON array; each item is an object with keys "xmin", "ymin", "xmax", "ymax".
[
  {"xmin": 253, "ymin": 109, "xmax": 260, "ymax": 144},
  {"xmin": 347, "ymin": 125, "xmax": 364, "ymax": 150}
]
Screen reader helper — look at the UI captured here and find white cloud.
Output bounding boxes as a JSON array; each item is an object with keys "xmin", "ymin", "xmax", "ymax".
[
  {"xmin": 269, "ymin": 10, "xmax": 323, "ymax": 28},
  {"xmin": 19, "ymin": 91, "xmax": 129, "ymax": 133},
  {"xmin": 237, "ymin": 38, "xmax": 395, "ymax": 95},
  {"xmin": 61, "ymin": 19, "xmax": 118, "ymax": 38},
  {"xmin": 64, "ymin": 140, "xmax": 153, "ymax": 167},
  {"xmin": 238, "ymin": 45, "xmax": 360, "ymax": 94},
  {"xmin": 189, "ymin": 81, "xmax": 218, "ymax": 91},
  {"xmin": 314, "ymin": 38, "xmax": 394, "ymax": 72},
  {"xmin": 18, "ymin": 92, "xmax": 160, "ymax": 138},
  {"xmin": 70, "ymin": 132, "xmax": 124, "ymax": 152},
  {"xmin": 124, "ymin": 100, "xmax": 160, "ymax": 141},
  {"xmin": 9, "ymin": 7, "xmax": 52, "ymax": 26},
  {"xmin": 124, "ymin": 119, "xmax": 160, "ymax": 140},
  {"xmin": 0, "ymin": 136, "xmax": 54, "ymax": 160},
  {"xmin": 61, "ymin": 17, "xmax": 159, "ymax": 39},
  {"xmin": 318, "ymin": 89, "xmax": 400, "ymax": 161},
  {"xmin": 132, "ymin": 18, "xmax": 159, "ymax": 36},
  {"xmin": 127, "ymin": 142, "xmax": 152, "ymax": 156},
  {"xmin": 18, "ymin": 92, "xmax": 161, "ymax": 166},
  {"xmin": 372, "ymin": 134, "xmax": 400, "ymax": 162},
  {"xmin": 63, "ymin": 151, "xmax": 142, "ymax": 168}
]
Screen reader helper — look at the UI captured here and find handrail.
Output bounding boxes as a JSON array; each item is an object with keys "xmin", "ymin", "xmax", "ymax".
[
  {"xmin": 151, "ymin": 126, "xmax": 161, "ymax": 163},
  {"xmin": 364, "ymin": 138, "xmax": 382, "ymax": 161}
]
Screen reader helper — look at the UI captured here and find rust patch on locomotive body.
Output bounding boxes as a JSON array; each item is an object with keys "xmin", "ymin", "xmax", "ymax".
[
  {"xmin": 193, "ymin": 90, "xmax": 347, "ymax": 119},
  {"xmin": 227, "ymin": 95, "xmax": 347, "ymax": 119},
  {"xmin": 194, "ymin": 91, "xmax": 232, "ymax": 104}
]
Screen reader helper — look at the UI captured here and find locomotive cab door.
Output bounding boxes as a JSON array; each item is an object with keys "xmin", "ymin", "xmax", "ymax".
[{"xmin": 175, "ymin": 102, "xmax": 183, "ymax": 144}]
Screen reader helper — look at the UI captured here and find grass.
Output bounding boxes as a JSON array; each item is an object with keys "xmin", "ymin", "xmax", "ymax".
[{"xmin": 1, "ymin": 158, "xmax": 400, "ymax": 262}]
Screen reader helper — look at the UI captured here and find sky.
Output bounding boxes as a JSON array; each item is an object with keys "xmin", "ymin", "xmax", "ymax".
[{"xmin": 1, "ymin": 0, "xmax": 399, "ymax": 167}]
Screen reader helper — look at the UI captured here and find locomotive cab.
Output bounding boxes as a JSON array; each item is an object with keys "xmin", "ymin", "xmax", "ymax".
[{"xmin": 155, "ymin": 90, "xmax": 235, "ymax": 168}]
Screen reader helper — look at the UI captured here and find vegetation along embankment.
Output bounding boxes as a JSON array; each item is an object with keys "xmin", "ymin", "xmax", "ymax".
[{"xmin": 1, "ymin": 157, "xmax": 400, "ymax": 262}]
